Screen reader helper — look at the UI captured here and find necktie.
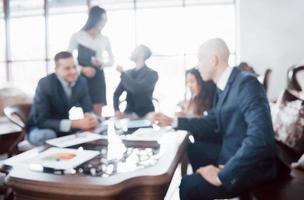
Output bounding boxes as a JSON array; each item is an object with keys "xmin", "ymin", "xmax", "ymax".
[
  {"xmin": 66, "ymin": 83, "xmax": 73, "ymax": 100},
  {"xmin": 214, "ymin": 88, "xmax": 223, "ymax": 105}
]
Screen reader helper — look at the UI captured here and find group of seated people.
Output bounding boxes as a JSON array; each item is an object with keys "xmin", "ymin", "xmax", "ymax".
[
  {"xmin": 26, "ymin": 44, "xmax": 158, "ymax": 146},
  {"xmin": 23, "ymin": 37, "xmax": 304, "ymax": 200}
]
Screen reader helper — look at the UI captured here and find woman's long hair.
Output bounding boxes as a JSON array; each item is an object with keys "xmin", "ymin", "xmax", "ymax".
[
  {"xmin": 82, "ymin": 6, "xmax": 106, "ymax": 31},
  {"xmin": 186, "ymin": 68, "xmax": 216, "ymax": 115}
]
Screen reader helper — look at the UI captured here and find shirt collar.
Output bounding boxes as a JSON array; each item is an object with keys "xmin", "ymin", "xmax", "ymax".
[
  {"xmin": 56, "ymin": 75, "xmax": 76, "ymax": 88},
  {"xmin": 216, "ymin": 66, "xmax": 233, "ymax": 91}
]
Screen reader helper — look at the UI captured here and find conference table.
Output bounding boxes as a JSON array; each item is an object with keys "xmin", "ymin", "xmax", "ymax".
[{"xmin": 1, "ymin": 119, "xmax": 188, "ymax": 200}]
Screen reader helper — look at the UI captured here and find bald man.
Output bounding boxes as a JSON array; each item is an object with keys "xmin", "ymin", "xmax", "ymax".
[{"xmin": 153, "ymin": 38, "xmax": 277, "ymax": 199}]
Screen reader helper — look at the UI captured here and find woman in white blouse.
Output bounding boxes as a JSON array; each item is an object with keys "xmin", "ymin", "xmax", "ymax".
[{"xmin": 68, "ymin": 6, "xmax": 114, "ymax": 116}]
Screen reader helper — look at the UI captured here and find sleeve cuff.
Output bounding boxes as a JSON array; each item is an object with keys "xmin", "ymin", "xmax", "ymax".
[
  {"xmin": 172, "ymin": 117, "xmax": 178, "ymax": 128},
  {"xmin": 216, "ymin": 176, "xmax": 222, "ymax": 185},
  {"xmin": 59, "ymin": 119, "xmax": 72, "ymax": 132}
]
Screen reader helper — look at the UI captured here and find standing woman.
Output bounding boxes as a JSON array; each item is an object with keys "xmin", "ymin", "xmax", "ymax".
[{"xmin": 68, "ymin": 6, "xmax": 114, "ymax": 116}]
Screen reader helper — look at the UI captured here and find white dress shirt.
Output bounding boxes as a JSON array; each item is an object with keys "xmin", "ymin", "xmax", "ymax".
[
  {"xmin": 216, "ymin": 66, "xmax": 234, "ymax": 91},
  {"xmin": 68, "ymin": 30, "xmax": 114, "ymax": 67}
]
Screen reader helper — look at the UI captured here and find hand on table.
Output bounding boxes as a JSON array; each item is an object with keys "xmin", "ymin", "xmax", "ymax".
[
  {"xmin": 115, "ymin": 111, "xmax": 124, "ymax": 119},
  {"xmin": 148, "ymin": 112, "xmax": 174, "ymax": 127},
  {"xmin": 72, "ymin": 113, "xmax": 98, "ymax": 131}
]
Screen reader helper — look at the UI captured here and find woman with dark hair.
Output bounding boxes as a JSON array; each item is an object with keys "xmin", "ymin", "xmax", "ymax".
[
  {"xmin": 68, "ymin": 6, "xmax": 114, "ymax": 116},
  {"xmin": 177, "ymin": 68, "xmax": 217, "ymax": 176},
  {"xmin": 177, "ymin": 68, "xmax": 216, "ymax": 117}
]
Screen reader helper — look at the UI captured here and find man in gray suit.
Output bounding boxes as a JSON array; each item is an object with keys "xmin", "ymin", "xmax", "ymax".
[{"xmin": 26, "ymin": 51, "xmax": 97, "ymax": 146}]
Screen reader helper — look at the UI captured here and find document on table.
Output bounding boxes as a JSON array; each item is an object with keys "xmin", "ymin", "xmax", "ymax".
[
  {"xmin": 121, "ymin": 128, "xmax": 166, "ymax": 142},
  {"xmin": 46, "ymin": 132, "xmax": 106, "ymax": 148},
  {"xmin": 26, "ymin": 147, "xmax": 99, "ymax": 170}
]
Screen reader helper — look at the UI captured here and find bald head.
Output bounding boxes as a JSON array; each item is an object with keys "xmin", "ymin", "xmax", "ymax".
[
  {"xmin": 198, "ymin": 38, "xmax": 230, "ymax": 62},
  {"xmin": 197, "ymin": 38, "xmax": 230, "ymax": 82},
  {"xmin": 130, "ymin": 44, "xmax": 152, "ymax": 62}
]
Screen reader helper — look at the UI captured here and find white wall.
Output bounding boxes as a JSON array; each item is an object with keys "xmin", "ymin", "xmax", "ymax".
[{"xmin": 237, "ymin": 0, "xmax": 304, "ymax": 99}]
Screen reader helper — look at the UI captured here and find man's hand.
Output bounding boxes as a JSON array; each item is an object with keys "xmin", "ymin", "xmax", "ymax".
[
  {"xmin": 72, "ymin": 113, "xmax": 97, "ymax": 131},
  {"xmin": 115, "ymin": 111, "xmax": 124, "ymax": 119},
  {"xmin": 196, "ymin": 165, "xmax": 222, "ymax": 187},
  {"xmin": 149, "ymin": 112, "xmax": 174, "ymax": 127},
  {"xmin": 116, "ymin": 65, "xmax": 124, "ymax": 73},
  {"xmin": 81, "ymin": 67, "xmax": 96, "ymax": 78}
]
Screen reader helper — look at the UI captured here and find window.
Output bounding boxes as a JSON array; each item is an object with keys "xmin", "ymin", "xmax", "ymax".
[
  {"xmin": 10, "ymin": 61, "xmax": 46, "ymax": 94},
  {"xmin": 6, "ymin": 0, "xmax": 46, "ymax": 91},
  {"xmin": 183, "ymin": 5, "xmax": 236, "ymax": 54},
  {"xmin": 1, "ymin": 0, "xmax": 237, "ymax": 114},
  {"xmin": 0, "ymin": 19, "xmax": 5, "ymax": 62},
  {"xmin": 91, "ymin": 0, "xmax": 134, "ymax": 11},
  {"xmin": 136, "ymin": 7, "xmax": 184, "ymax": 55},
  {"xmin": 48, "ymin": 13, "xmax": 87, "ymax": 58},
  {"xmin": 136, "ymin": 0, "xmax": 182, "ymax": 9},
  {"xmin": 0, "ymin": 0, "xmax": 3, "ymax": 18},
  {"xmin": 0, "ymin": 63, "xmax": 6, "ymax": 87},
  {"xmin": 48, "ymin": 0, "xmax": 87, "ymax": 14},
  {"xmin": 10, "ymin": 0, "xmax": 44, "ymax": 17},
  {"xmin": 103, "ymin": 10, "xmax": 136, "ymax": 63},
  {"xmin": 0, "ymin": 0, "xmax": 4, "ymax": 62},
  {"xmin": 0, "ymin": 1, "xmax": 6, "ymax": 87},
  {"xmin": 147, "ymin": 55, "xmax": 185, "ymax": 113},
  {"xmin": 10, "ymin": 16, "xmax": 46, "ymax": 60}
]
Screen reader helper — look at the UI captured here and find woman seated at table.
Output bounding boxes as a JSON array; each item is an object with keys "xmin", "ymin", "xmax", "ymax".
[
  {"xmin": 176, "ymin": 68, "xmax": 216, "ymax": 118},
  {"xmin": 272, "ymin": 65, "xmax": 304, "ymax": 155},
  {"xmin": 176, "ymin": 68, "xmax": 217, "ymax": 175}
]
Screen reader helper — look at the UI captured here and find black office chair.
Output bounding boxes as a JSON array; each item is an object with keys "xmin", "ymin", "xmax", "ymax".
[
  {"xmin": 262, "ymin": 68, "xmax": 272, "ymax": 93},
  {"xmin": 118, "ymin": 97, "xmax": 160, "ymax": 113}
]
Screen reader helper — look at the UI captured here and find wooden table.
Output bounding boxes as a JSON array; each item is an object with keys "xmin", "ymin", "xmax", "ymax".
[{"xmin": 2, "ymin": 126, "xmax": 188, "ymax": 200}]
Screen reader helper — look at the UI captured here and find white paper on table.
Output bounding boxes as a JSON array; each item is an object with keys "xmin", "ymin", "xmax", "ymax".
[
  {"xmin": 121, "ymin": 128, "xmax": 166, "ymax": 142},
  {"xmin": 46, "ymin": 132, "xmax": 106, "ymax": 148},
  {"xmin": 115, "ymin": 119, "xmax": 152, "ymax": 130},
  {"xmin": 25, "ymin": 147, "xmax": 99, "ymax": 170}
]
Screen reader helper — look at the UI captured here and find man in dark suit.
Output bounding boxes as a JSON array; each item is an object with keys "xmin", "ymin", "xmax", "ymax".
[
  {"xmin": 113, "ymin": 45, "xmax": 158, "ymax": 119},
  {"xmin": 26, "ymin": 51, "xmax": 97, "ymax": 146},
  {"xmin": 153, "ymin": 38, "xmax": 277, "ymax": 200}
]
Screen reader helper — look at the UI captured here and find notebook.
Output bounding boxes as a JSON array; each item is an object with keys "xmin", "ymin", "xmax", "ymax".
[
  {"xmin": 115, "ymin": 119, "xmax": 152, "ymax": 130},
  {"xmin": 77, "ymin": 44, "xmax": 96, "ymax": 67}
]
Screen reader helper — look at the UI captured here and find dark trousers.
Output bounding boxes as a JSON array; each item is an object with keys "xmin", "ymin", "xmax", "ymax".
[{"xmin": 180, "ymin": 141, "xmax": 237, "ymax": 200}]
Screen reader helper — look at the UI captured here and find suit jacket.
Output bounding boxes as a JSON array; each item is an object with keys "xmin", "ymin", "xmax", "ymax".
[
  {"xmin": 26, "ymin": 73, "xmax": 93, "ymax": 136},
  {"xmin": 113, "ymin": 66, "xmax": 158, "ymax": 117},
  {"xmin": 178, "ymin": 67, "xmax": 277, "ymax": 191}
]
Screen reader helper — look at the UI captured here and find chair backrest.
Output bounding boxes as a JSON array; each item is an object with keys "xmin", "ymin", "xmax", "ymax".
[
  {"xmin": 287, "ymin": 65, "xmax": 304, "ymax": 92},
  {"xmin": 119, "ymin": 98, "xmax": 160, "ymax": 113},
  {"xmin": 4, "ymin": 103, "xmax": 32, "ymax": 129},
  {"xmin": 262, "ymin": 68, "xmax": 272, "ymax": 92}
]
